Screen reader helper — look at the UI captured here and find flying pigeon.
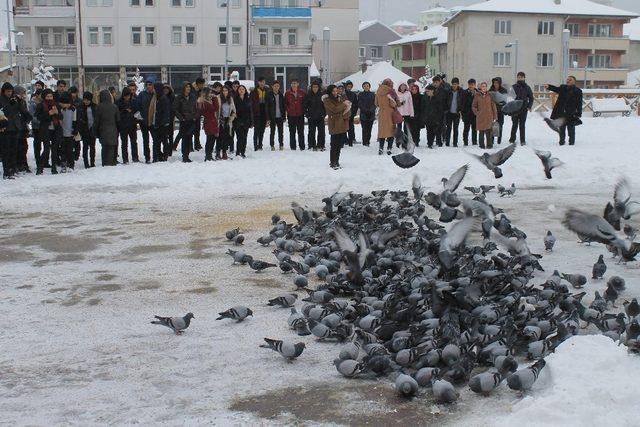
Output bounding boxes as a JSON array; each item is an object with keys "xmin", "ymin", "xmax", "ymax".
[
  {"xmin": 216, "ymin": 306, "xmax": 253, "ymax": 322},
  {"xmin": 469, "ymin": 144, "xmax": 516, "ymax": 179},
  {"xmin": 562, "ymin": 209, "xmax": 631, "ymax": 257},
  {"xmin": 150, "ymin": 313, "xmax": 194, "ymax": 335},
  {"xmin": 442, "ymin": 164, "xmax": 469, "ymax": 193},
  {"xmin": 259, "ymin": 338, "xmax": 305, "ymax": 361},
  {"xmin": 535, "ymin": 149, "xmax": 563, "ymax": 179},
  {"xmin": 392, "ymin": 122, "xmax": 420, "ymax": 169},
  {"xmin": 439, "ymin": 216, "xmax": 477, "ymax": 270}
]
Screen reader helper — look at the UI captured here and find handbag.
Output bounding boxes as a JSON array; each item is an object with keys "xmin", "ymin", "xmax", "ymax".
[
  {"xmin": 392, "ymin": 108, "xmax": 403, "ymax": 125},
  {"xmin": 491, "ymin": 120, "xmax": 501, "ymax": 136}
]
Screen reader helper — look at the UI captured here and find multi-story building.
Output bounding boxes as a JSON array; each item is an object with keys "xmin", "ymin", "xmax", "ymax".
[
  {"xmin": 13, "ymin": 0, "xmax": 359, "ymax": 90},
  {"xmin": 623, "ymin": 18, "xmax": 640, "ymax": 73},
  {"xmin": 444, "ymin": 0, "xmax": 638, "ymax": 91},
  {"xmin": 388, "ymin": 25, "xmax": 447, "ymax": 80},
  {"xmin": 358, "ymin": 20, "xmax": 400, "ymax": 66},
  {"xmin": 419, "ymin": 6, "xmax": 451, "ymax": 31}
]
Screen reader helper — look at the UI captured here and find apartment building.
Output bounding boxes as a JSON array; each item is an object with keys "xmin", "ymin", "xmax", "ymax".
[
  {"xmin": 388, "ymin": 25, "xmax": 447, "ymax": 80},
  {"xmin": 358, "ymin": 20, "xmax": 401, "ymax": 66},
  {"xmin": 419, "ymin": 6, "xmax": 452, "ymax": 31},
  {"xmin": 444, "ymin": 0, "xmax": 638, "ymax": 91},
  {"xmin": 13, "ymin": 0, "xmax": 358, "ymax": 90}
]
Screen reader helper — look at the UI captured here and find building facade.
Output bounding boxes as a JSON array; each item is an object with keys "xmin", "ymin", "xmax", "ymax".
[
  {"xmin": 359, "ymin": 20, "xmax": 400, "ymax": 66},
  {"xmin": 13, "ymin": 0, "xmax": 359, "ymax": 91},
  {"xmin": 444, "ymin": 0, "xmax": 638, "ymax": 91},
  {"xmin": 389, "ymin": 25, "xmax": 447, "ymax": 80},
  {"xmin": 390, "ymin": 20, "xmax": 418, "ymax": 36},
  {"xmin": 419, "ymin": 6, "xmax": 451, "ymax": 31}
]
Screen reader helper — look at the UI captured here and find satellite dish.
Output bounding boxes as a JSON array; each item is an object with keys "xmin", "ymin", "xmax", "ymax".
[{"xmin": 309, "ymin": 33, "xmax": 317, "ymax": 42}]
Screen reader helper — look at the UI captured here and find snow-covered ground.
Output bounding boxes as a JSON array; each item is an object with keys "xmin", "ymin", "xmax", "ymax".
[{"xmin": 1, "ymin": 115, "xmax": 639, "ymax": 426}]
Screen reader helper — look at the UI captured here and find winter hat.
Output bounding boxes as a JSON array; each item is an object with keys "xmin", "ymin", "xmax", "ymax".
[
  {"xmin": 1, "ymin": 81, "xmax": 14, "ymax": 93},
  {"xmin": 35, "ymin": 80, "xmax": 45, "ymax": 87},
  {"xmin": 82, "ymin": 91, "xmax": 93, "ymax": 101}
]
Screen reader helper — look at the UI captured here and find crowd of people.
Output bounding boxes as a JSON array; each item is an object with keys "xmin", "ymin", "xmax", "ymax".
[{"xmin": 0, "ymin": 71, "xmax": 583, "ymax": 179}]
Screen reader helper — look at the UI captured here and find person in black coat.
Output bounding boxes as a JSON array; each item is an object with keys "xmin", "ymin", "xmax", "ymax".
[
  {"xmin": 421, "ymin": 84, "xmax": 445, "ymax": 148},
  {"xmin": 163, "ymin": 84, "xmax": 175, "ymax": 157},
  {"xmin": 461, "ymin": 79, "xmax": 478, "ymax": 146},
  {"xmin": 445, "ymin": 77, "xmax": 463, "ymax": 147},
  {"xmin": 303, "ymin": 79, "xmax": 326, "ymax": 150},
  {"xmin": 77, "ymin": 91, "xmax": 98, "ymax": 168},
  {"xmin": 408, "ymin": 83, "xmax": 422, "ymax": 146},
  {"xmin": 489, "ymin": 77, "xmax": 508, "ymax": 145},
  {"xmin": 546, "ymin": 75, "xmax": 583, "ymax": 146},
  {"xmin": 357, "ymin": 81, "xmax": 376, "ymax": 147},
  {"xmin": 509, "ymin": 71, "xmax": 534, "ymax": 145},
  {"xmin": 117, "ymin": 87, "xmax": 139, "ymax": 164},
  {"xmin": 150, "ymin": 82, "xmax": 171, "ymax": 162},
  {"xmin": 266, "ymin": 81, "xmax": 286, "ymax": 150},
  {"xmin": 234, "ymin": 85, "xmax": 252, "ymax": 158},
  {"xmin": 0, "ymin": 82, "xmax": 30, "ymax": 179},
  {"xmin": 344, "ymin": 81, "xmax": 358, "ymax": 146}
]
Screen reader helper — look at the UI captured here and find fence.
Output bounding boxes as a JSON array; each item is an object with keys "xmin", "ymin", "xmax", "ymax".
[{"xmin": 532, "ymin": 89, "xmax": 640, "ymax": 115}]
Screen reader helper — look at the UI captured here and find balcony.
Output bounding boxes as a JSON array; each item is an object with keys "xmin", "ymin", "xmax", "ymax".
[
  {"xmin": 250, "ymin": 45, "xmax": 312, "ymax": 55},
  {"xmin": 569, "ymin": 67, "xmax": 628, "ymax": 82},
  {"xmin": 569, "ymin": 36, "xmax": 630, "ymax": 52},
  {"xmin": 251, "ymin": 4, "xmax": 311, "ymax": 20},
  {"xmin": 28, "ymin": 45, "xmax": 77, "ymax": 56}
]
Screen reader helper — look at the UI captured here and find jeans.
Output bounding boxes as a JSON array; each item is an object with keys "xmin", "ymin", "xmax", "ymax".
[
  {"xmin": 217, "ymin": 118, "xmax": 232, "ymax": 155},
  {"xmin": 462, "ymin": 115, "xmax": 477, "ymax": 145},
  {"xmin": 119, "ymin": 127, "xmax": 138, "ymax": 163},
  {"xmin": 61, "ymin": 136, "xmax": 75, "ymax": 169},
  {"xmin": 177, "ymin": 120, "xmax": 195, "ymax": 160},
  {"xmin": 288, "ymin": 115, "xmax": 305, "ymax": 150},
  {"xmin": 253, "ymin": 105, "xmax": 266, "ymax": 150},
  {"xmin": 139, "ymin": 121, "xmax": 151, "ymax": 161},
  {"xmin": 269, "ymin": 117, "xmax": 284, "ymax": 148},
  {"xmin": 236, "ymin": 125, "xmax": 249, "ymax": 156},
  {"xmin": 193, "ymin": 118, "xmax": 202, "ymax": 149},
  {"xmin": 426, "ymin": 123, "xmax": 442, "ymax": 147},
  {"xmin": 150, "ymin": 125, "xmax": 168, "ymax": 162},
  {"xmin": 445, "ymin": 112, "xmax": 460, "ymax": 146},
  {"xmin": 510, "ymin": 110, "xmax": 528, "ymax": 143},
  {"xmin": 330, "ymin": 133, "xmax": 346, "ymax": 166},
  {"xmin": 0, "ymin": 132, "xmax": 17, "ymax": 177},
  {"xmin": 361, "ymin": 120, "xmax": 374, "ymax": 146},
  {"xmin": 308, "ymin": 117, "xmax": 325, "ymax": 149},
  {"xmin": 83, "ymin": 134, "xmax": 96, "ymax": 168},
  {"xmin": 559, "ymin": 124, "xmax": 576, "ymax": 145},
  {"xmin": 48, "ymin": 128, "xmax": 62, "ymax": 172},
  {"xmin": 205, "ymin": 134, "xmax": 217, "ymax": 160}
]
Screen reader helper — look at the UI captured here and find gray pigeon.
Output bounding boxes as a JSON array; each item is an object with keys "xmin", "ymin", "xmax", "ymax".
[
  {"xmin": 260, "ymin": 338, "xmax": 305, "ymax": 361},
  {"xmin": 415, "ymin": 367, "xmax": 440, "ymax": 387},
  {"xmin": 470, "ymin": 144, "xmax": 516, "ymax": 179},
  {"xmin": 544, "ymin": 231, "xmax": 556, "ymax": 251},
  {"xmin": 439, "ymin": 216, "xmax": 477, "ymax": 270},
  {"xmin": 608, "ymin": 276, "xmax": 626, "ymax": 292},
  {"xmin": 225, "ymin": 228, "xmax": 240, "ymax": 240},
  {"xmin": 249, "ymin": 259, "xmax": 277, "ymax": 272},
  {"xmin": 227, "ymin": 249, "xmax": 252, "ymax": 265},
  {"xmin": 432, "ymin": 379, "xmax": 459, "ymax": 403},
  {"xmin": 412, "ymin": 175, "xmax": 424, "ymax": 200},
  {"xmin": 334, "ymin": 359, "xmax": 365, "ymax": 378},
  {"xmin": 469, "ymin": 370, "xmax": 503, "ymax": 395},
  {"xmin": 613, "ymin": 177, "xmax": 640, "ymax": 221},
  {"xmin": 293, "ymin": 275, "xmax": 308, "ymax": 289},
  {"xmin": 257, "ymin": 235, "xmax": 274, "ymax": 246},
  {"xmin": 562, "ymin": 209, "xmax": 631, "ymax": 256},
  {"xmin": 534, "ymin": 149, "xmax": 563, "ymax": 179},
  {"xmin": 442, "ymin": 164, "xmax": 469, "ymax": 192},
  {"xmin": 150, "ymin": 313, "xmax": 194, "ymax": 335},
  {"xmin": 480, "ymin": 185, "xmax": 495, "ymax": 194},
  {"xmin": 499, "ymin": 183, "xmax": 516, "ymax": 197},
  {"xmin": 233, "ymin": 234, "xmax": 245, "ymax": 245},
  {"xmin": 592, "ymin": 255, "xmax": 607, "ymax": 279},
  {"xmin": 216, "ymin": 306, "xmax": 253, "ymax": 322},
  {"xmin": 271, "ymin": 214, "xmax": 280, "ymax": 225},
  {"xmin": 624, "ymin": 298, "xmax": 640, "ymax": 319},
  {"xmin": 561, "ymin": 273, "xmax": 587, "ymax": 289},
  {"xmin": 395, "ymin": 373, "xmax": 419, "ymax": 397},
  {"xmin": 507, "ymin": 359, "xmax": 546, "ymax": 391},
  {"xmin": 267, "ymin": 293, "xmax": 298, "ymax": 308}
]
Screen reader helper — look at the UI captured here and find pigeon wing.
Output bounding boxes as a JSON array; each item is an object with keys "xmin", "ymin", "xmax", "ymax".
[
  {"xmin": 404, "ymin": 120, "xmax": 416, "ymax": 154},
  {"xmin": 562, "ymin": 209, "xmax": 624, "ymax": 247},
  {"xmin": 444, "ymin": 164, "xmax": 469, "ymax": 192},
  {"xmin": 614, "ymin": 177, "xmax": 632, "ymax": 205},
  {"xmin": 441, "ymin": 217, "xmax": 477, "ymax": 252},
  {"xmin": 334, "ymin": 226, "xmax": 357, "ymax": 253},
  {"xmin": 488, "ymin": 144, "xmax": 516, "ymax": 166}
]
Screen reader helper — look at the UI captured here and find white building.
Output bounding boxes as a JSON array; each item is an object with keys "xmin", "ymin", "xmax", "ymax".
[{"xmin": 419, "ymin": 6, "xmax": 451, "ymax": 31}]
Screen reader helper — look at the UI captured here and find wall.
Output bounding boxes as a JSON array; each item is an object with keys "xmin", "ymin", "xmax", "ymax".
[{"xmin": 623, "ymin": 40, "xmax": 640, "ymax": 71}]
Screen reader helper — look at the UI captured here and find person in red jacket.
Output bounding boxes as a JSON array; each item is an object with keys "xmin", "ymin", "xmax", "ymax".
[
  {"xmin": 197, "ymin": 87, "xmax": 220, "ymax": 162},
  {"xmin": 284, "ymin": 78, "xmax": 306, "ymax": 150}
]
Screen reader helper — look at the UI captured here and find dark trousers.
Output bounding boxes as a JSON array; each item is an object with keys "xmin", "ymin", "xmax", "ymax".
[
  {"xmin": 495, "ymin": 112, "xmax": 504, "ymax": 144},
  {"xmin": 166, "ymin": 116, "xmax": 175, "ymax": 155},
  {"xmin": 61, "ymin": 136, "xmax": 75, "ymax": 169},
  {"xmin": 0, "ymin": 132, "xmax": 18, "ymax": 178},
  {"xmin": 330, "ymin": 133, "xmax": 346, "ymax": 166},
  {"xmin": 139, "ymin": 121, "xmax": 151, "ymax": 161},
  {"xmin": 217, "ymin": 119, "xmax": 232, "ymax": 155},
  {"xmin": 176, "ymin": 120, "xmax": 194, "ymax": 160},
  {"xmin": 288, "ymin": 115, "xmax": 305, "ymax": 150},
  {"xmin": 406, "ymin": 117, "xmax": 421, "ymax": 146},
  {"xmin": 559, "ymin": 124, "xmax": 576, "ymax": 145},
  {"xmin": 150, "ymin": 125, "xmax": 168, "ymax": 162},
  {"xmin": 205, "ymin": 134, "xmax": 217, "ymax": 160},
  {"xmin": 269, "ymin": 117, "xmax": 284, "ymax": 148},
  {"xmin": 462, "ymin": 115, "xmax": 477, "ymax": 145},
  {"xmin": 236, "ymin": 125, "xmax": 249, "ymax": 156},
  {"xmin": 361, "ymin": 120, "xmax": 373, "ymax": 146},
  {"xmin": 193, "ymin": 119, "xmax": 202, "ymax": 150},
  {"xmin": 174, "ymin": 120, "xmax": 193, "ymax": 151},
  {"xmin": 17, "ymin": 134, "xmax": 29, "ymax": 172},
  {"xmin": 33, "ymin": 128, "xmax": 48, "ymax": 171},
  {"xmin": 101, "ymin": 144, "xmax": 116, "ymax": 166},
  {"xmin": 510, "ymin": 110, "xmax": 527, "ymax": 143},
  {"xmin": 378, "ymin": 137, "xmax": 393, "ymax": 151},
  {"xmin": 479, "ymin": 129, "xmax": 493, "ymax": 149},
  {"xmin": 253, "ymin": 106, "xmax": 266, "ymax": 150},
  {"xmin": 347, "ymin": 116, "xmax": 356, "ymax": 145},
  {"xmin": 82, "ymin": 134, "xmax": 96, "ymax": 168},
  {"xmin": 445, "ymin": 112, "xmax": 460, "ymax": 146},
  {"xmin": 74, "ymin": 138, "xmax": 81, "ymax": 161},
  {"xmin": 308, "ymin": 117, "xmax": 325, "ymax": 149},
  {"xmin": 48, "ymin": 128, "xmax": 62, "ymax": 172},
  {"xmin": 426, "ymin": 123, "xmax": 442, "ymax": 147},
  {"xmin": 119, "ymin": 127, "xmax": 138, "ymax": 163}
]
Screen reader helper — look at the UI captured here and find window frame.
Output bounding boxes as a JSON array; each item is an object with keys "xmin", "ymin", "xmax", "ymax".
[
  {"xmin": 145, "ymin": 26, "xmax": 156, "ymax": 45},
  {"xmin": 565, "ymin": 23, "xmax": 579, "ymax": 36},
  {"xmin": 131, "ymin": 26, "xmax": 142, "ymax": 45},
  {"xmin": 287, "ymin": 28, "xmax": 297, "ymax": 46},
  {"xmin": 185, "ymin": 26, "xmax": 196, "ymax": 45},
  {"xmin": 494, "ymin": 19, "xmax": 511, "ymax": 35},
  {"xmin": 171, "ymin": 25, "xmax": 182, "ymax": 44},
  {"xmin": 493, "ymin": 51, "xmax": 511, "ymax": 67},
  {"xmin": 370, "ymin": 46, "xmax": 382, "ymax": 58},
  {"xmin": 359, "ymin": 46, "xmax": 365, "ymax": 58},
  {"xmin": 258, "ymin": 28, "xmax": 268, "ymax": 46},
  {"xmin": 218, "ymin": 26, "xmax": 227, "ymax": 45},
  {"xmin": 273, "ymin": 28, "xmax": 282, "ymax": 46},
  {"xmin": 537, "ymin": 21, "xmax": 555, "ymax": 36},
  {"xmin": 88, "ymin": 26, "xmax": 99, "ymax": 45},
  {"xmin": 102, "ymin": 26, "xmax": 113, "ymax": 45},
  {"xmin": 537, "ymin": 52, "xmax": 554, "ymax": 68}
]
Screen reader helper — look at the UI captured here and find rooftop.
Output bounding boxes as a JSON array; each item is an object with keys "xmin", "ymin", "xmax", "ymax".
[
  {"xmin": 391, "ymin": 20, "xmax": 418, "ymax": 27},
  {"xmin": 359, "ymin": 20, "xmax": 378, "ymax": 32},
  {"xmin": 388, "ymin": 24, "xmax": 447, "ymax": 46},
  {"xmin": 419, "ymin": 6, "xmax": 450, "ymax": 14}
]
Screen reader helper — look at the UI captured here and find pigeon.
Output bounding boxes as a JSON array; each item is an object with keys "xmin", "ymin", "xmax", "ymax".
[
  {"xmin": 392, "ymin": 122, "xmax": 420, "ymax": 169},
  {"xmin": 469, "ymin": 144, "xmax": 516, "ymax": 179},
  {"xmin": 543, "ymin": 116, "xmax": 565, "ymax": 134},
  {"xmin": 249, "ymin": 259, "xmax": 277, "ymax": 272},
  {"xmin": 271, "ymin": 214, "xmax": 280, "ymax": 225},
  {"xmin": 267, "ymin": 293, "xmax": 298, "ymax": 308},
  {"xmin": 216, "ymin": 306, "xmax": 253, "ymax": 322},
  {"xmin": 432, "ymin": 379, "xmax": 459, "ymax": 403},
  {"xmin": 507, "ymin": 359, "xmax": 546, "ymax": 391},
  {"xmin": 544, "ymin": 231, "xmax": 556, "ymax": 251},
  {"xmin": 499, "ymin": 183, "xmax": 516, "ymax": 197},
  {"xmin": 624, "ymin": 224, "xmax": 637, "ymax": 241},
  {"xmin": 624, "ymin": 298, "xmax": 640, "ymax": 320},
  {"xmin": 480, "ymin": 185, "xmax": 496, "ymax": 194},
  {"xmin": 225, "ymin": 228, "xmax": 240, "ymax": 240},
  {"xmin": 233, "ymin": 234, "xmax": 245, "ymax": 245},
  {"xmin": 412, "ymin": 175, "xmax": 424, "ymax": 200},
  {"xmin": 592, "ymin": 255, "xmax": 607, "ymax": 279},
  {"xmin": 534, "ymin": 150, "xmax": 563, "ymax": 179},
  {"xmin": 439, "ymin": 216, "xmax": 477, "ymax": 270},
  {"xmin": 613, "ymin": 177, "xmax": 640, "ymax": 221},
  {"xmin": 333, "ymin": 226, "xmax": 372, "ymax": 286},
  {"xmin": 465, "ymin": 186, "xmax": 482, "ymax": 195},
  {"xmin": 604, "ymin": 284, "xmax": 618, "ymax": 307},
  {"xmin": 607, "ymin": 276, "xmax": 626, "ymax": 292},
  {"xmin": 469, "ymin": 370, "xmax": 503, "ymax": 395},
  {"xmin": 395, "ymin": 373, "xmax": 419, "ymax": 397},
  {"xmin": 293, "ymin": 275, "xmax": 308, "ymax": 289},
  {"xmin": 562, "ymin": 209, "xmax": 631, "ymax": 257},
  {"xmin": 334, "ymin": 359, "xmax": 365, "ymax": 378},
  {"xmin": 257, "ymin": 235, "xmax": 274, "ymax": 246},
  {"xmin": 227, "ymin": 249, "xmax": 252, "ymax": 265},
  {"xmin": 150, "ymin": 313, "xmax": 194, "ymax": 335},
  {"xmin": 260, "ymin": 338, "xmax": 305, "ymax": 361},
  {"xmin": 561, "ymin": 273, "xmax": 587, "ymax": 289},
  {"xmin": 442, "ymin": 164, "xmax": 469, "ymax": 193}
]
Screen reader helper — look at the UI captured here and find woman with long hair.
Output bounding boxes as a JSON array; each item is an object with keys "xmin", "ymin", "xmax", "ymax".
[
  {"xmin": 322, "ymin": 84, "xmax": 350, "ymax": 169},
  {"xmin": 217, "ymin": 86, "xmax": 236, "ymax": 160},
  {"xmin": 396, "ymin": 82, "xmax": 414, "ymax": 138},
  {"xmin": 233, "ymin": 85, "xmax": 252, "ymax": 158},
  {"xmin": 198, "ymin": 87, "xmax": 219, "ymax": 162},
  {"xmin": 375, "ymin": 78, "xmax": 397, "ymax": 155}
]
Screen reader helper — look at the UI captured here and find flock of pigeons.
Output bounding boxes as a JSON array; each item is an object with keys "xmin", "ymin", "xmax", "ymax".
[{"xmin": 150, "ymin": 152, "xmax": 639, "ymax": 404}]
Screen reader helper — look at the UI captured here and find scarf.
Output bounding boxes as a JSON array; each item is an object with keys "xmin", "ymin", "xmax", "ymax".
[
  {"xmin": 148, "ymin": 93, "xmax": 157, "ymax": 126},
  {"xmin": 43, "ymin": 99, "xmax": 60, "ymax": 127}
]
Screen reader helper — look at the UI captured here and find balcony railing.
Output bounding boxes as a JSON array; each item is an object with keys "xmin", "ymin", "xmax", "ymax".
[
  {"xmin": 34, "ymin": 45, "xmax": 77, "ymax": 55},
  {"xmin": 251, "ymin": 6, "xmax": 311, "ymax": 19},
  {"xmin": 570, "ymin": 36, "xmax": 630, "ymax": 51},
  {"xmin": 250, "ymin": 45, "xmax": 312, "ymax": 55}
]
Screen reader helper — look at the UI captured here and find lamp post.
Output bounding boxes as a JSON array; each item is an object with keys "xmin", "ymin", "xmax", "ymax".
[
  {"xmin": 561, "ymin": 29, "xmax": 570, "ymax": 82},
  {"xmin": 12, "ymin": 31, "xmax": 24, "ymax": 85},
  {"xmin": 5, "ymin": 0, "xmax": 13, "ymax": 79},
  {"xmin": 505, "ymin": 39, "xmax": 519, "ymax": 85},
  {"xmin": 583, "ymin": 66, "xmax": 596, "ymax": 89},
  {"xmin": 221, "ymin": 1, "xmax": 231, "ymax": 79}
]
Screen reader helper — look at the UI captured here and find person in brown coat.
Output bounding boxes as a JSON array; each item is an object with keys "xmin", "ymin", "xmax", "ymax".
[
  {"xmin": 375, "ymin": 79, "xmax": 397, "ymax": 155},
  {"xmin": 322, "ymin": 84, "xmax": 350, "ymax": 170},
  {"xmin": 472, "ymin": 82, "xmax": 497, "ymax": 149}
]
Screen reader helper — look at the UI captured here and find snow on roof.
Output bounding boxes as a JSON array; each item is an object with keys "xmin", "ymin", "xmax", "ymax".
[
  {"xmin": 624, "ymin": 18, "xmax": 640, "ymax": 41},
  {"xmin": 420, "ymin": 6, "xmax": 450, "ymax": 14},
  {"xmin": 449, "ymin": 0, "xmax": 638, "ymax": 19},
  {"xmin": 336, "ymin": 61, "xmax": 418, "ymax": 92},
  {"xmin": 359, "ymin": 20, "xmax": 378, "ymax": 32},
  {"xmin": 391, "ymin": 20, "xmax": 418, "ymax": 27},
  {"xmin": 388, "ymin": 25, "xmax": 447, "ymax": 46}
]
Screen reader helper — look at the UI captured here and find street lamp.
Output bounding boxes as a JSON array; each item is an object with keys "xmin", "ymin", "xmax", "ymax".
[
  {"xmin": 11, "ymin": 30, "xmax": 24, "ymax": 84},
  {"xmin": 221, "ymin": 1, "xmax": 231, "ymax": 80},
  {"xmin": 505, "ymin": 40, "xmax": 519, "ymax": 85}
]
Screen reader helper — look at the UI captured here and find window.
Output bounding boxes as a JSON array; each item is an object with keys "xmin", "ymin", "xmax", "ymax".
[
  {"xmin": 218, "ymin": 27, "xmax": 227, "ymax": 44},
  {"xmin": 130, "ymin": 0, "xmax": 140, "ymax": 5},
  {"xmin": 89, "ymin": 26, "xmax": 99, "ymax": 45},
  {"xmin": 145, "ymin": 26, "xmax": 156, "ymax": 45},
  {"xmin": 569, "ymin": 53, "xmax": 579, "ymax": 67},
  {"xmin": 537, "ymin": 52, "xmax": 554, "ymax": 67},
  {"xmin": 393, "ymin": 49, "xmax": 400, "ymax": 61},
  {"xmin": 430, "ymin": 45, "xmax": 436, "ymax": 57},
  {"xmin": 132, "ymin": 26, "xmax": 141, "ymax": 45},
  {"xmin": 38, "ymin": 29, "xmax": 49, "ymax": 47},
  {"xmin": 210, "ymin": 66, "xmax": 223, "ymax": 82},
  {"xmin": 186, "ymin": 26, "xmax": 195, "ymax": 44},
  {"xmin": 232, "ymin": 27, "xmax": 241, "ymax": 45},
  {"xmin": 102, "ymin": 27, "xmax": 112, "ymax": 45},
  {"xmin": 538, "ymin": 21, "xmax": 554, "ymax": 35},
  {"xmin": 588, "ymin": 24, "xmax": 611, "ymax": 37},
  {"xmin": 288, "ymin": 29, "xmax": 297, "ymax": 46},
  {"xmin": 371, "ymin": 46, "xmax": 381, "ymax": 58},
  {"xmin": 172, "ymin": 0, "xmax": 181, "ymax": 5},
  {"xmin": 172, "ymin": 26, "xmax": 182, "ymax": 44},
  {"xmin": 494, "ymin": 20, "xmax": 511, "ymax": 35},
  {"xmin": 359, "ymin": 46, "xmax": 365, "ymax": 57},
  {"xmin": 52, "ymin": 28, "xmax": 63, "ymax": 46},
  {"xmin": 287, "ymin": 0, "xmax": 297, "ymax": 6},
  {"xmin": 217, "ymin": 0, "xmax": 240, "ymax": 7},
  {"xmin": 66, "ymin": 29, "xmax": 75, "ymax": 45},
  {"xmin": 273, "ymin": 28, "xmax": 282, "ymax": 45},
  {"xmin": 87, "ymin": 0, "xmax": 111, "ymax": 5},
  {"xmin": 588, "ymin": 54, "xmax": 611, "ymax": 68},
  {"xmin": 565, "ymin": 23, "xmax": 579, "ymax": 36},
  {"xmin": 258, "ymin": 28, "xmax": 268, "ymax": 46},
  {"xmin": 145, "ymin": 0, "xmax": 154, "ymax": 5},
  {"xmin": 186, "ymin": 0, "xmax": 194, "ymax": 5},
  {"xmin": 493, "ymin": 51, "xmax": 511, "ymax": 67}
]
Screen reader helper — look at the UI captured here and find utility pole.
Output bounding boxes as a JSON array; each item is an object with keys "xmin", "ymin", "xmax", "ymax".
[
  {"xmin": 561, "ymin": 29, "xmax": 570, "ymax": 82},
  {"xmin": 224, "ymin": 1, "xmax": 231, "ymax": 80},
  {"xmin": 5, "ymin": 0, "xmax": 13, "ymax": 78}
]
